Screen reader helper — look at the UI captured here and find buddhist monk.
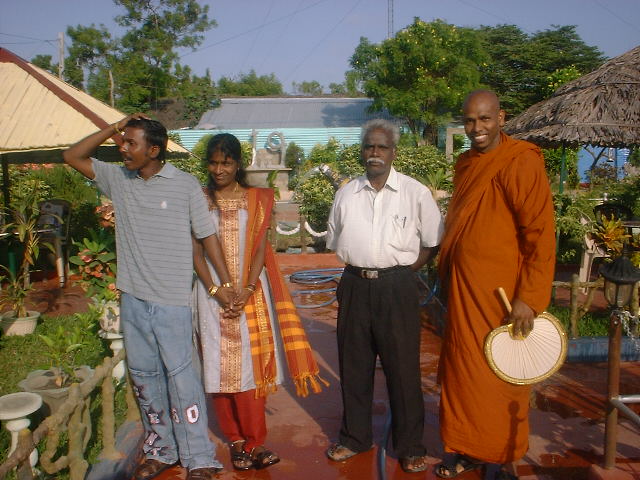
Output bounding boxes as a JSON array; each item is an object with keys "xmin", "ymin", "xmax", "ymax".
[{"xmin": 436, "ymin": 90, "xmax": 556, "ymax": 480}]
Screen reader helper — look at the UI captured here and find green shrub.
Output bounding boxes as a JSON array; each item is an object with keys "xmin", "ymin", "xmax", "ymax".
[
  {"xmin": 542, "ymin": 147, "xmax": 580, "ymax": 189},
  {"xmin": 553, "ymin": 192, "xmax": 595, "ymax": 263},
  {"xmin": 547, "ymin": 304, "xmax": 609, "ymax": 337},
  {"xmin": 293, "ymin": 140, "xmax": 451, "ymax": 230},
  {"xmin": 285, "ymin": 142, "xmax": 305, "ymax": 169},
  {"xmin": 296, "ymin": 176, "xmax": 334, "ymax": 232}
]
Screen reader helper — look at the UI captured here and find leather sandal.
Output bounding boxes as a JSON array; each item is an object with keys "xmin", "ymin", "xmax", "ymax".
[
  {"xmin": 229, "ymin": 440, "xmax": 253, "ymax": 470},
  {"xmin": 400, "ymin": 455, "xmax": 428, "ymax": 473},
  {"xmin": 434, "ymin": 454, "xmax": 482, "ymax": 478},
  {"xmin": 250, "ymin": 445, "xmax": 280, "ymax": 469},
  {"xmin": 186, "ymin": 466, "xmax": 223, "ymax": 479},
  {"xmin": 134, "ymin": 459, "xmax": 176, "ymax": 480}
]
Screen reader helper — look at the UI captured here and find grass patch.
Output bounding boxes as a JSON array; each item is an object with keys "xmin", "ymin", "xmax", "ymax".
[
  {"xmin": 0, "ymin": 311, "xmax": 124, "ymax": 478},
  {"xmin": 547, "ymin": 304, "xmax": 610, "ymax": 337}
]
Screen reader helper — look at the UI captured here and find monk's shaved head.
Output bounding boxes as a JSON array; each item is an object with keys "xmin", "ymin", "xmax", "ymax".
[
  {"xmin": 463, "ymin": 89, "xmax": 501, "ymax": 113},
  {"xmin": 462, "ymin": 89, "xmax": 505, "ymax": 153}
]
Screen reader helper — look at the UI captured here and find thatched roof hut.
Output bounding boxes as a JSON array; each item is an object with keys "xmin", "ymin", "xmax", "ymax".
[{"xmin": 504, "ymin": 45, "xmax": 640, "ymax": 149}]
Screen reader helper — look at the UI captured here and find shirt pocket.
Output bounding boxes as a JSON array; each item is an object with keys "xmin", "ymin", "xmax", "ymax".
[{"xmin": 388, "ymin": 214, "xmax": 416, "ymax": 252}]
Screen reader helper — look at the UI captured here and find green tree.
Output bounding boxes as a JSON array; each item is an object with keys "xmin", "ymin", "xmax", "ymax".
[
  {"xmin": 348, "ymin": 18, "xmax": 487, "ymax": 144},
  {"xmin": 478, "ymin": 24, "xmax": 605, "ymax": 115},
  {"xmin": 542, "ymin": 65, "xmax": 582, "ymax": 97},
  {"xmin": 64, "ymin": 1, "xmax": 216, "ymax": 112},
  {"xmin": 292, "ymin": 80, "xmax": 323, "ymax": 96},
  {"xmin": 475, "ymin": 25, "xmax": 532, "ymax": 114},
  {"xmin": 217, "ymin": 70, "xmax": 283, "ymax": 96},
  {"xmin": 114, "ymin": 0, "xmax": 216, "ymax": 110},
  {"xmin": 285, "ymin": 142, "xmax": 305, "ymax": 169},
  {"xmin": 172, "ymin": 65, "xmax": 217, "ymax": 124},
  {"xmin": 31, "ymin": 54, "xmax": 56, "ymax": 74},
  {"xmin": 328, "ymin": 82, "xmax": 347, "ymax": 95}
]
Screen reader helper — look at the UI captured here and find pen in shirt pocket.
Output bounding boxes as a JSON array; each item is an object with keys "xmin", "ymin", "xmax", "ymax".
[{"xmin": 393, "ymin": 214, "xmax": 407, "ymax": 228}]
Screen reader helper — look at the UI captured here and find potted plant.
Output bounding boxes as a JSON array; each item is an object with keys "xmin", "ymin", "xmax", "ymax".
[
  {"xmin": 18, "ymin": 321, "xmax": 95, "ymax": 415},
  {"xmin": 0, "ymin": 189, "xmax": 47, "ymax": 336},
  {"xmin": 590, "ymin": 214, "xmax": 630, "ymax": 256}
]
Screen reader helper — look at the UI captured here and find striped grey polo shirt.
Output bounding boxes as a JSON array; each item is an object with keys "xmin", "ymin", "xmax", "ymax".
[{"xmin": 92, "ymin": 159, "xmax": 216, "ymax": 306}]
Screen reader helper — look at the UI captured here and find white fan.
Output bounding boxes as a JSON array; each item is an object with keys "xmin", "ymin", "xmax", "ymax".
[{"xmin": 484, "ymin": 288, "xmax": 568, "ymax": 385}]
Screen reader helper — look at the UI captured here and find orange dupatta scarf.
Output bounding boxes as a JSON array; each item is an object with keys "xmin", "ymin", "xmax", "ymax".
[{"xmin": 242, "ymin": 188, "xmax": 328, "ymax": 397}]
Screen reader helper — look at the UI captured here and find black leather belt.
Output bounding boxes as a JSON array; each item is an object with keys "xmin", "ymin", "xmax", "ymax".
[{"xmin": 345, "ymin": 264, "xmax": 408, "ymax": 279}]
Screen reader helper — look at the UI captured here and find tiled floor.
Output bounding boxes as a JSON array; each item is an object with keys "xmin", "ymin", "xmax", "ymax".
[{"xmin": 24, "ymin": 256, "xmax": 640, "ymax": 479}]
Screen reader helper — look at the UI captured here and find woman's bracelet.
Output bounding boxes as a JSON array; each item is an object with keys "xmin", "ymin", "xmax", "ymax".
[
  {"xmin": 245, "ymin": 283, "xmax": 256, "ymax": 293},
  {"xmin": 208, "ymin": 284, "xmax": 219, "ymax": 297}
]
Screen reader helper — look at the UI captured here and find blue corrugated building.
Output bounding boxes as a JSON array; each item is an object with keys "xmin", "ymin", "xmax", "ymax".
[{"xmin": 171, "ymin": 97, "xmax": 396, "ymax": 155}]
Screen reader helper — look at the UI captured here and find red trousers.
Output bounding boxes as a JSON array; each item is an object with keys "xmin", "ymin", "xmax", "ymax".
[{"xmin": 211, "ymin": 389, "xmax": 266, "ymax": 451}]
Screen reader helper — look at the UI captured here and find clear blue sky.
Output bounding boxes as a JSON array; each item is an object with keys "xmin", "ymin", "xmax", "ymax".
[{"xmin": 1, "ymin": 0, "xmax": 639, "ymax": 93}]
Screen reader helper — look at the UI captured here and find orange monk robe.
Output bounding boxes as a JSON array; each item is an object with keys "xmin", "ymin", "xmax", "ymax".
[{"xmin": 437, "ymin": 132, "xmax": 556, "ymax": 464}]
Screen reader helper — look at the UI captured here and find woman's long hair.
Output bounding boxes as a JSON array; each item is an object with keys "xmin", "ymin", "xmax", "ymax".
[{"xmin": 205, "ymin": 134, "xmax": 250, "ymax": 202}]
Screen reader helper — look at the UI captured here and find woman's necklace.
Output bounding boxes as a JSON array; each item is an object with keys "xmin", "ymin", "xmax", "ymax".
[{"xmin": 216, "ymin": 182, "xmax": 240, "ymax": 200}]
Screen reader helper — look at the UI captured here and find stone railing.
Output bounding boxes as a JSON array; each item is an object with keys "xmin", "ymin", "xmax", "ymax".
[
  {"xmin": 0, "ymin": 349, "xmax": 137, "ymax": 480},
  {"xmin": 272, "ymin": 214, "xmax": 327, "ymax": 253}
]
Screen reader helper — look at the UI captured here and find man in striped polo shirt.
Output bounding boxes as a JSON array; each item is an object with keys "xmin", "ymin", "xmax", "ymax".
[{"xmin": 64, "ymin": 114, "xmax": 235, "ymax": 480}]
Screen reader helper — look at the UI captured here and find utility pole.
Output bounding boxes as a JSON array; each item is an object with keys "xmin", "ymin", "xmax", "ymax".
[
  {"xmin": 109, "ymin": 70, "xmax": 115, "ymax": 107},
  {"xmin": 58, "ymin": 32, "xmax": 64, "ymax": 79},
  {"xmin": 388, "ymin": 0, "xmax": 394, "ymax": 39}
]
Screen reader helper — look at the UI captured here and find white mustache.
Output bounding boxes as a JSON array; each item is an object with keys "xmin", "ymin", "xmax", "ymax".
[{"xmin": 366, "ymin": 158, "xmax": 384, "ymax": 165}]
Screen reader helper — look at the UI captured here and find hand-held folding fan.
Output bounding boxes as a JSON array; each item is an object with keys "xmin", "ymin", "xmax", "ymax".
[{"xmin": 484, "ymin": 287, "xmax": 568, "ymax": 385}]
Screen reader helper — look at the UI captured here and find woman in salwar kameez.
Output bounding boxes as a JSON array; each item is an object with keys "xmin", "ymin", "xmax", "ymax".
[{"xmin": 192, "ymin": 133, "xmax": 325, "ymax": 471}]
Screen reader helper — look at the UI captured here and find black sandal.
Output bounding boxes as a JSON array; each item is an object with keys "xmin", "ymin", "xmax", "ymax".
[
  {"xmin": 250, "ymin": 445, "xmax": 280, "ymax": 470},
  {"xmin": 435, "ymin": 454, "xmax": 482, "ymax": 478},
  {"xmin": 229, "ymin": 440, "xmax": 253, "ymax": 470}
]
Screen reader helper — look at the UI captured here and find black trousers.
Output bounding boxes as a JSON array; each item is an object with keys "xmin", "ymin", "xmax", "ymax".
[{"xmin": 336, "ymin": 265, "xmax": 426, "ymax": 458}]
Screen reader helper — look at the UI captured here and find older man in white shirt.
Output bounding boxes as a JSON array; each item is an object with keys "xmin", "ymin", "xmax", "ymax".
[{"xmin": 325, "ymin": 119, "xmax": 444, "ymax": 474}]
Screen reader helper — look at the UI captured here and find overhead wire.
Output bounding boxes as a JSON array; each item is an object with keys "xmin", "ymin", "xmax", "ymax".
[
  {"xmin": 592, "ymin": 0, "xmax": 640, "ymax": 34},
  {"xmin": 281, "ymin": 0, "xmax": 364, "ymax": 84},
  {"xmin": 239, "ymin": 0, "xmax": 275, "ymax": 74},
  {"xmin": 452, "ymin": 0, "xmax": 534, "ymax": 34},
  {"xmin": 255, "ymin": 0, "xmax": 306, "ymax": 74},
  {"xmin": 179, "ymin": 0, "xmax": 331, "ymax": 59}
]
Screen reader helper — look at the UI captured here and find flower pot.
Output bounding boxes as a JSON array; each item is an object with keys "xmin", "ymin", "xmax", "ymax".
[
  {"xmin": 1, "ymin": 310, "xmax": 40, "ymax": 336},
  {"xmin": 96, "ymin": 300, "xmax": 121, "ymax": 334},
  {"xmin": 18, "ymin": 366, "xmax": 94, "ymax": 417}
]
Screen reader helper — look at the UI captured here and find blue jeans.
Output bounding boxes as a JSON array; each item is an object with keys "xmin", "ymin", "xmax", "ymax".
[{"xmin": 121, "ymin": 293, "xmax": 221, "ymax": 470}]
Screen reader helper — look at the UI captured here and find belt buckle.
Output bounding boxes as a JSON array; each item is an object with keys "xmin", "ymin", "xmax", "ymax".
[{"xmin": 362, "ymin": 269, "xmax": 378, "ymax": 279}]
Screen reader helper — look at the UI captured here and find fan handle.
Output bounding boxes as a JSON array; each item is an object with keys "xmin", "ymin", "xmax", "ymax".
[{"xmin": 497, "ymin": 287, "xmax": 512, "ymax": 313}]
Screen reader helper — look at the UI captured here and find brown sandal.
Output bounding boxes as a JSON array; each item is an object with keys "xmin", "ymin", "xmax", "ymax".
[
  {"xmin": 229, "ymin": 440, "xmax": 253, "ymax": 470},
  {"xmin": 250, "ymin": 445, "xmax": 280, "ymax": 469},
  {"xmin": 134, "ymin": 459, "xmax": 176, "ymax": 480}
]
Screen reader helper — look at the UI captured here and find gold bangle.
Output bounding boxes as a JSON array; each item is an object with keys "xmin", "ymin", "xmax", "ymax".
[
  {"xmin": 221, "ymin": 282, "xmax": 233, "ymax": 288},
  {"xmin": 245, "ymin": 284, "xmax": 256, "ymax": 292},
  {"xmin": 208, "ymin": 284, "xmax": 219, "ymax": 297},
  {"xmin": 112, "ymin": 123, "xmax": 122, "ymax": 135}
]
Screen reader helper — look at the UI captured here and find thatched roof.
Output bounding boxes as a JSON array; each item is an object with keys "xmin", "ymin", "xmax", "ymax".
[{"xmin": 504, "ymin": 45, "xmax": 640, "ymax": 149}]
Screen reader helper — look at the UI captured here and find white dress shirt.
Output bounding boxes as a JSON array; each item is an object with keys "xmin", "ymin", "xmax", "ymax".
[{"xmin": 326, "ymin": 167, "xmax": 444, "ymax": 268}]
